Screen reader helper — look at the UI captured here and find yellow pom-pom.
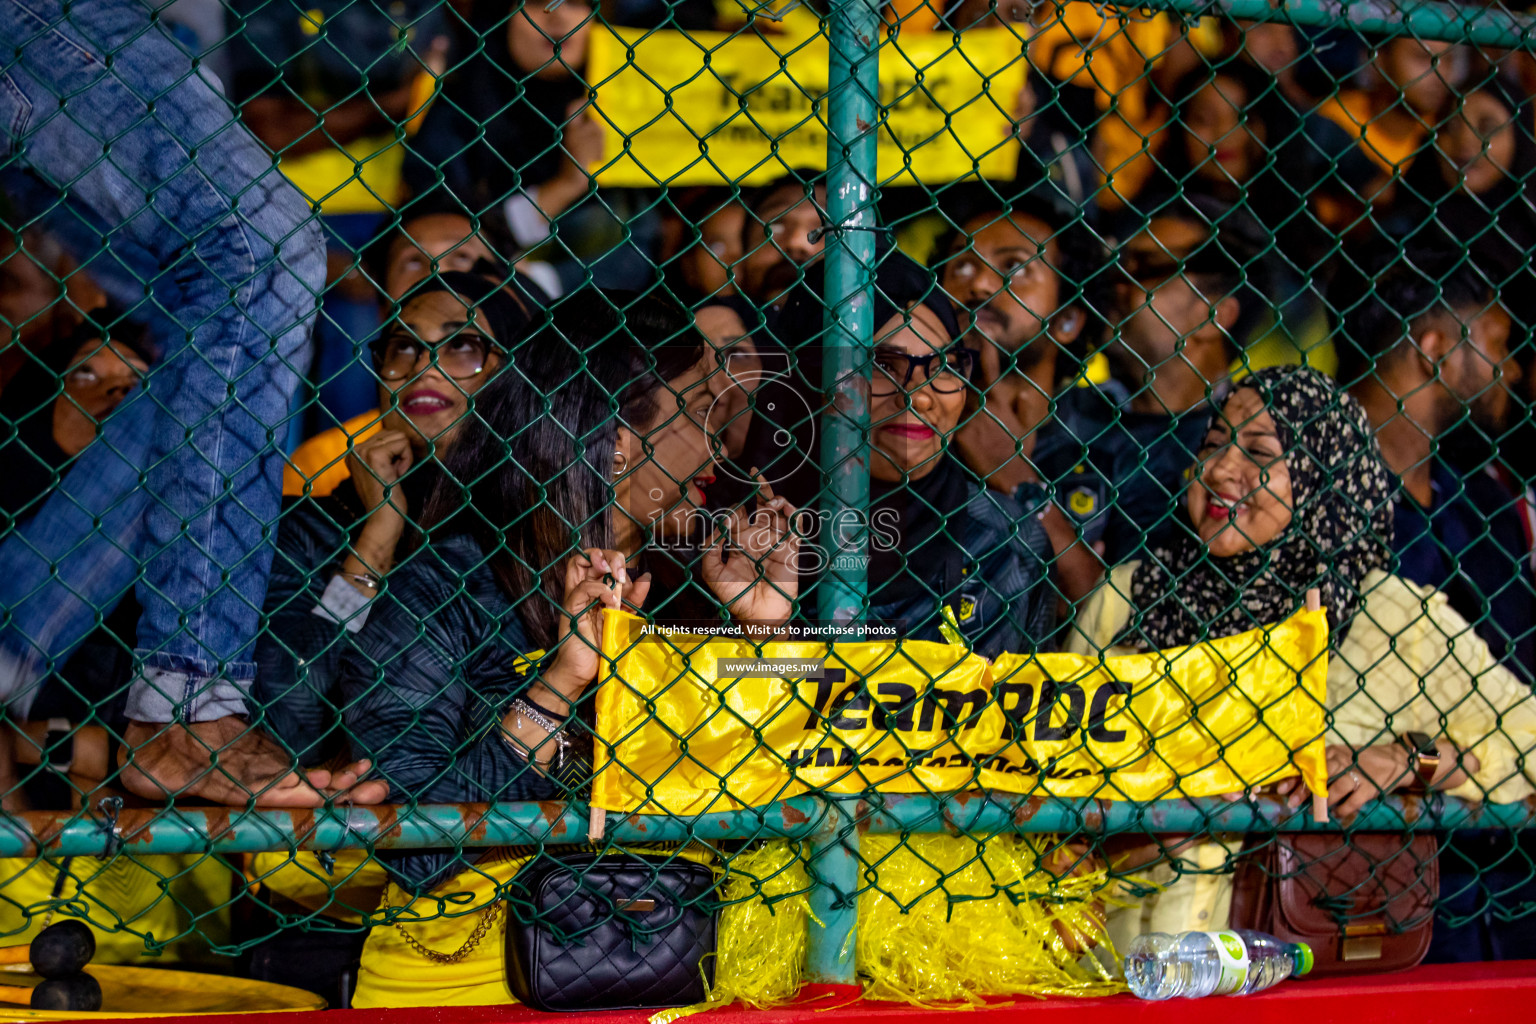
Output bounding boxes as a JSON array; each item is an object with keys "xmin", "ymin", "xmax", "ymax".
[
  {"xmin": 701, "ymin": 835, "xmax": 1132, "ymax": 1012},
  {"xmin": 654, "ymin": 840, "xmax": 814, "ymax": 1024},
  {"xmin": 711, "ymin": 840, "xmax": 814, "ymax": 1007},
  {"xmin": 855, "ymin": 834, "xmax": 1126, "ymax": 1004}
]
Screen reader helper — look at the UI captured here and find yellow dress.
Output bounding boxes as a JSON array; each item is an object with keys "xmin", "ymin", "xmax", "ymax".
[
  {"xmin": 0, "ymin": 855, "xmax": 232, "ymax": 966},
  {"xmin": 354, "ymin": 849, "xmax": 532, "ymax": 1009}
]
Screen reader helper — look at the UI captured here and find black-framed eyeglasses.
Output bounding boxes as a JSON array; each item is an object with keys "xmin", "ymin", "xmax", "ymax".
[
  {"xmin": 870, "ymin": 347, "xmax": 976, "ymax": 396},
  {"xmin": 370, "ymin": 331, "xmax": 504, "ymax": 381}
]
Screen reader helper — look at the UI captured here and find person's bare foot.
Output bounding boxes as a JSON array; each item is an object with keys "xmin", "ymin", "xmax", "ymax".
[{"xmin": 119, "ymin": 718, "xmax": 388, "ymax": 806}]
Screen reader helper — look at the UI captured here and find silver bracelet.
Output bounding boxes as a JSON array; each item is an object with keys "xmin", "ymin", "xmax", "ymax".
[
  {"xmin": 502, "ymin": 697, "xmax": 571, "ymax": 770},
  {"xmin": 510, "ymin": 696, "xmax": 567, "ymax": 732},
  {"xmin": 338, "ymin": 570, "xmax": 380, "ymax": 591}
]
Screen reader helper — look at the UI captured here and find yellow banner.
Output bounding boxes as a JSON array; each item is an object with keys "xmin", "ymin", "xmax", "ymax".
[
  {"xmin": 591, "ymin": 609, "xmax": 1331, "ymax": 815},
  {"xmin": 585, "ymin": 26, "xmax": 1027, "ymax": 187}
]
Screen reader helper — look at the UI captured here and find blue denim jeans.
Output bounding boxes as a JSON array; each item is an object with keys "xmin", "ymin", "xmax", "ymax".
[{"xmin": 0, "ymin": 0, "xmax": 324, "ymax": 721}]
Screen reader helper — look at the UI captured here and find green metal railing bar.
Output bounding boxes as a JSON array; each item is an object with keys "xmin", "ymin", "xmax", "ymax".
[
  {"xmin": 811, "ymin": 0, "xmax": 883, "ymax": 979},
  {"xmin": 0, "ymin": 795, "xmax": 1525, "ymax": 859},
  {"xmin": 1138, "ymin": 0, "xmax": 1536, "ymax": 49}
]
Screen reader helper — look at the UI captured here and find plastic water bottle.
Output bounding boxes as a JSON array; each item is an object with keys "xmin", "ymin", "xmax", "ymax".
[{"xmin": 1124, "ymin": 930, "xmax": 1314, "ymax": 999}]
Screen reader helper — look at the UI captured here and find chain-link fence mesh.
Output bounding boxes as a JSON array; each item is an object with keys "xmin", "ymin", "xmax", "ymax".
[{"xmin": 0, "ymin": 0, "xmax": 1533, "ymax": 1009}]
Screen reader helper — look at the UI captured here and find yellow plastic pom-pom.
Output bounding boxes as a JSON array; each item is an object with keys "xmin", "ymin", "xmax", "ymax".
[
  {"xmin": 856, "ymin": 833, "xmax": 1126, "ymax": 1004},
  {"xmin": 652, "ymin": 840, "xmax": 814, "ymax": 1024},
  {"xmin": 696, "ymin": 834, "xmax": 1129, "ymax": 1014}
]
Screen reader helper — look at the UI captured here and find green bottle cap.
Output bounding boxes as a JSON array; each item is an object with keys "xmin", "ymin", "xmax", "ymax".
[{"xmin": 1292, "ymin": 942, "xmax": 1314, "ymax": 976}]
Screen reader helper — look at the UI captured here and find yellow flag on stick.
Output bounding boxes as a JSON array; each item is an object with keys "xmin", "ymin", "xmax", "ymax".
[{"xmin": 591, "ymin": 608, "xmax": 1329, "ymax": 815}]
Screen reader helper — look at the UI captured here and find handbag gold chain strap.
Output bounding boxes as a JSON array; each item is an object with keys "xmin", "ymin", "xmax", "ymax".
[
  {"xmin": 376, "ymin": 843, "xmax": 693, "ymax": 964},
  {"xmin": 379, "ymin": 887, "xmax": 505, "ymax": 964}
]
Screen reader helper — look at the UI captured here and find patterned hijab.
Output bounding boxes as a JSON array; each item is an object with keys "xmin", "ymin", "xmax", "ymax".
[{"xmin": 1125, "ymin": 366, "xmax": 1395, "ymax": 650}]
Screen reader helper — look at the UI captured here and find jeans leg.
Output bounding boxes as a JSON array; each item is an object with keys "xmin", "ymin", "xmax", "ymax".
[
  {"xmin": 0, "ymin": 393, "xmax": 152, "ymax": 717},
  {"xmin": 0, "ymin": 0, "xmax": 324, "ymax": 721}
]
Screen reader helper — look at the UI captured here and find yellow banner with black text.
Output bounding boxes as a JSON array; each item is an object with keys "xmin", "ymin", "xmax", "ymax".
[
  {"xmin": 585, "ymin": 25, "xmax": 1028, "ymax": 187},
  {"xmin": 591, "ymin": 608, "xmax": 1331, "ymax": 815}
]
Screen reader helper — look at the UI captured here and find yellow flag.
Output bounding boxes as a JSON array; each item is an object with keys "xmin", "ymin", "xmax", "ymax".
[
  {"xmin": 585, "ymin": 26, "xmax": 1027, "ymax": 187},
  {"xmin": 592, "ymin": 609, "xmax": 1329, "ymax": 815}
]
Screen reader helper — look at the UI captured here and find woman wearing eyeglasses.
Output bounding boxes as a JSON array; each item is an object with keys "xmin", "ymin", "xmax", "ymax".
[
  {"xmin": 253, "ymin": 273, "xmax": 530, "ymax": 764},
  {"xmin": 760, "ymin": 255, "xmax": 1057, "ymax": 657}
]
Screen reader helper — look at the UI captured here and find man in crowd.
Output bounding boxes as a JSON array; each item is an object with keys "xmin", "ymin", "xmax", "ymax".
[
  {"xmin": 1342, "ymin": 247, "xmax": 1535, "ymax": 677},
  {"xmin": 1091, "ymin": 194, "xmax": 1262, "ymax": 561},
  {"xmin": 940, "ymin": 195, "xmax": 1109, "ymax": 603},
  {"xmin": 1340, "ymin": 245, "xmax": 1536, "ymax": 963},
  {"xmin": 737, "ymin": 172, "xmax": 828, "ymax": 308}
]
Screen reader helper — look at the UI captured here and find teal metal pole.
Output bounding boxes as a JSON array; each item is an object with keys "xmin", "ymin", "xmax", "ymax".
[
  {"xmin": 846, "ymin": 792, "xmax": 1536, "ymax": 834},
  {"xmin": 816, "ymin": 0, "xmax": 881, "ymax": 630},
  {"xmin": 1140, "ymin": 0, "xmax": 1536, "ymax": 49},
  {"xmin": 805, "ymin": 797, "xmax": 860, "ymax": 987},
  {"xmin": 0, "ymin": 798, "xmax": 827, "ymax": 858},
  {"xmin": 1, "ymin": 795, "xmax": 1525, "ymax": 857}
]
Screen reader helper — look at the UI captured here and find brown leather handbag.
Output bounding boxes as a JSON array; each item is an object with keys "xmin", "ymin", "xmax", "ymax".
[{"xmin": 1228, "ymin": 833, "xmax": 1438, "ymax": 977}]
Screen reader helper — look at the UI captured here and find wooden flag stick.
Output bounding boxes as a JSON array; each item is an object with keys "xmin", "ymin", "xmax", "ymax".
[{"xmin": 1305, "ymin": 588, "xmax": 1329, "ymax": 822}]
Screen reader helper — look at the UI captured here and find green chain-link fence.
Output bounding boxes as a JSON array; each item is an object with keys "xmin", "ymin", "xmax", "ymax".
[{"xmin": 0, "ymin": 0, "xmax": 1533, "ymax": 1008}]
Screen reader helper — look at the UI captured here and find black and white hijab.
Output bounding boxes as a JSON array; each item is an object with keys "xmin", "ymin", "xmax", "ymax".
[{"xmin": 1124, "ymin": 366, "xmax": 1395, "ymax": 650}]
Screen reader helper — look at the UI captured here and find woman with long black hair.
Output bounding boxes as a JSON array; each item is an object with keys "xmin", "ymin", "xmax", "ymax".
[
  {"xmin": 340, "ymin": 291, "xmax": 798, "ymax": 1007},
  {"xmin": 254, "ymin": 271, "xmax": 532, "ymax": 764}
]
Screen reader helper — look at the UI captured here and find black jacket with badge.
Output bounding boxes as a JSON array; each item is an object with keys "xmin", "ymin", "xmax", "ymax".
[{"xmin": 864, "ymin": 457, "xmax": 1057, "ymax": 659}]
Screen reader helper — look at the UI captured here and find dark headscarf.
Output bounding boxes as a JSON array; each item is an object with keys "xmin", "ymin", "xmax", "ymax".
[
  {"xmin": 1125, "ymin": 366, "xmax": 1394, "ymax": 650},
  {"xmin": 739, "ymin": 253, "xmax": 969, "ymax": 609},
  {"xmin": 766, "ymin": 254, "xmax": 961, "ymax": 357},
  {"xmin": 740, "ymin": 253, "xmax": 962, "ymax": 508},
  {"xmin": 391, "ymin": 269, "xmax": 537, "ymax": 350}
]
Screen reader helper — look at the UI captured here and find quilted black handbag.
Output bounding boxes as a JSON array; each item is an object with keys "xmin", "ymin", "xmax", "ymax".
[{"xmin": 506, "ymin": 851, "xmax": 718, "ymax": 1011}]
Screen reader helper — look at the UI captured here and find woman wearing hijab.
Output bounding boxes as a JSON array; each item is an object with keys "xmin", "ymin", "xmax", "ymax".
[
  {"xmin": 746, "ymin": 254, "xmax": 1057, "ymax": 657},
  {"xmin": 1066, "ymin": 367, "xmax": 1536, "ymax": 945}
]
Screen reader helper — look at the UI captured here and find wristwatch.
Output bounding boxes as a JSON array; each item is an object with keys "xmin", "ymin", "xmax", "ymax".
[
  {"xmin": 1397, "ymin": 731, "xmax": 1439, "ymax": 792},
  {"xmin": 44, "ymin": 718, "xmax": 73, "ymax": 775}
]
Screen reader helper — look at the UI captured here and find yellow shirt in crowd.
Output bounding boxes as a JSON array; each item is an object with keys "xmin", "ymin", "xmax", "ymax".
[
  {"xmin": 283, "ymin": 410, "xmax": 384, "ymax": 498},
  {"xmin": 1316, "ymin": 90, "xmax": 1429, "ymax": 179}
]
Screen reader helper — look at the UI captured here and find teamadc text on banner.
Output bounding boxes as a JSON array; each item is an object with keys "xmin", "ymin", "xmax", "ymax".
[{"xmin": 590, "ymin": 607, "xmax": 1331, "ymax": 815}]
